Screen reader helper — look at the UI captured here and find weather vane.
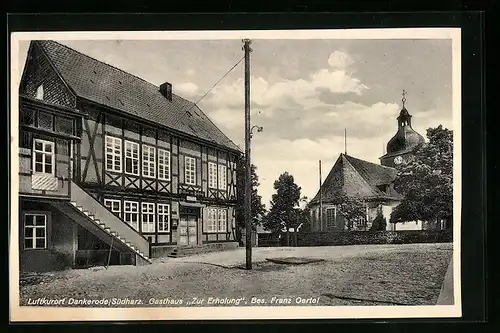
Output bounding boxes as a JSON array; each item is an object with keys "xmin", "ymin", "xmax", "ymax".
[{"xmin": 402, "ymin": 89, "xmax": 407, "ymax": 107}]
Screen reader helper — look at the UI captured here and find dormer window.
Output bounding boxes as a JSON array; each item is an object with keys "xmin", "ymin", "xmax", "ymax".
[{"xmin": 35, "ymin": 85, "xmax": 44, "ymax": 100}]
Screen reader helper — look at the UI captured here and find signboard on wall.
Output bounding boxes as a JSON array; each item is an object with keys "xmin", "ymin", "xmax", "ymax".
[{"xmin": 171, "ymin": 201, "xmax": 179, "ymax": 220}]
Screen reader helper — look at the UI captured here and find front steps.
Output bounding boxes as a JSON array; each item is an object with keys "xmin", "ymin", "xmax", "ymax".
[{"xmin": 69, "ymin": 201, "xmax": 152, "ymax": 264}]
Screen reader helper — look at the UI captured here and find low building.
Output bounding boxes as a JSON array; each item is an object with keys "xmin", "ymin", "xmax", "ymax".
[
  {"xmin": 308, "ymin": 153, "xmax": 402, "ymax": 231},
  {"xmin": 308, "ymin": 96, "xmax": 432, "ymax": 232},
  {"xmin": 17, "ymin": 40, "xmax": 242, "ymax": 272}
]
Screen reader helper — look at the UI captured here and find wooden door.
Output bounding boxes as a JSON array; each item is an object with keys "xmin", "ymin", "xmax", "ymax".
[
  {"xmin": 187, "ymin": 215, "xmax": 197, "ymax": 245},
  {"xmin": 179, "ymin": 215, "xmax": 198, "ymax": 246}
]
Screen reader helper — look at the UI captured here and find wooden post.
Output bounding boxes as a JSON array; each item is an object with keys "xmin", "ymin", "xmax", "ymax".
[
  {"xmin": 319, "ymin": 160, "xmax": 323, "ymax": 232},
  {"xmin": 243, "ymin": 39, "xmax": 253, "ymax": 270},
  {"xmin": 106, "ymin": 236, "xmax": 114, "ymax": 269}
]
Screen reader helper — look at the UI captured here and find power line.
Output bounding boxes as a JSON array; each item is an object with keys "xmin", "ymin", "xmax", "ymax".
[{"xmin": 186, "ymin": 55, "xmax": 245, "ymax": 113}]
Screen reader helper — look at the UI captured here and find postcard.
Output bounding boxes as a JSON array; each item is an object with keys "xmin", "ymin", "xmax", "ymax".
[{"xmin": 9, "ymin": 28, "xmax": 461, "ymax": 321}]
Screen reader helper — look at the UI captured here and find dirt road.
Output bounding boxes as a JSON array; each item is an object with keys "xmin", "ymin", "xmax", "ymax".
[{"xmin": 19, "ymin": 243, "xmax": 453, "ymax": 307}]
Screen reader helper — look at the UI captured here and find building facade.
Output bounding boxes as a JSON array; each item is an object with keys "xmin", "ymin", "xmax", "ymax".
[
  {"xmin": 17, "ymin": 40, "xmax": 241, "ymax": 272},
  {"xmin": 308, "ymin": 96, "xmax": 429, "ymax": 232}
]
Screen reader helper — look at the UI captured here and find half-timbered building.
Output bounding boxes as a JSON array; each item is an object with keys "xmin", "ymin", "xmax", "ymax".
[{"xmin": 17, "ymin": 40, "xmax": 242, "ymax": 272}]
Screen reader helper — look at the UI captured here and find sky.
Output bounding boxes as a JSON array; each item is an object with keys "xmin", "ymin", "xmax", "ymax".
[{"xmin": 17, "ymin": 37, "xmax": 453, "ymax": 208}]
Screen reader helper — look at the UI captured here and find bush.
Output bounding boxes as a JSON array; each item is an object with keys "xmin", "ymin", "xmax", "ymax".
[{"xmin": 297, "ymin": 229, "xmax": 452, "ymax": 247}]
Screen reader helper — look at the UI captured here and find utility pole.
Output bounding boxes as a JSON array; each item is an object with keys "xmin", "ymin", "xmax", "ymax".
[
  {"xmin": 344, "ymin": 128, "xmax": 347, "ymax": 155},
  {"xmin": 319, "ymin": 160, "xmax": 323, "ymax": 231},
  {"xmin": 243, "ymin": 39, "xmax": 252, "ymax": 270}
]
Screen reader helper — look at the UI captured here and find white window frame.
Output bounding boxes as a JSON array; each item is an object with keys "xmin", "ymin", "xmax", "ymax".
[
  {"xmin": 105, "ymin": 135, "xmax": 122, "ymax": 173},
  {"xmin": 184, "ymin": 156, "xmax": 196, "ymax": 185},
  {"xmin": 124, "ymin": 140, "xmax": 139, "ymax": 176},
  {"xmin": 218, "ymin": 164, "xmax": 227, "ymax": 191},
  {"xmin": 157, "ymin": 203, "xmax": 170, "ymax": 233},
  {"xmin": 141, "ymin": 202, "xmax": 155, "ymax": 233},
  {"xmin": 123, "ymin": 200, "xmax": 139, "ymax": 231},
  {"xmin": 24, "ymin": 213, "xmax": 47, "ymax": 250},
  {"xmin": 326, "ymin": 207, "xmax": 337, "ymax": 228},
  {"xmin": 104, "ymin": 199, "xmax": 121, "ymax": 218},
  {"xmin": 142, "ymin": 144, "xmax": 156, "ymax": 178},
  {"xmin": 217, "ymin": 209, "xmax": 227, "ymax": 232},
  {"xmin": 33, "ymin": 138, "xmax": 55, "ymax": 175},
  {"xmin": 208, "ymin": 162, "xmax": 217, "ymax": 189},
  {"xmin": 158, "ymin": 149, "xmax": 171, "ymax": 181},
  {"xmin": 204, "ymin": 208, "xmax": 218, "ymax": 233}
]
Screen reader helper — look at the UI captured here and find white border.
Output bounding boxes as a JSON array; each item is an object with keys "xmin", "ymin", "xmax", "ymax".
[{"xmin": 9, "ymin": 28, "xmax": 462, "ymax": 322}]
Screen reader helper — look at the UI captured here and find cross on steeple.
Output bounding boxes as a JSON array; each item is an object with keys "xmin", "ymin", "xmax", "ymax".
[{"xmin": 402, "ymin": 89, "xmax": 407, "ymax": 107}]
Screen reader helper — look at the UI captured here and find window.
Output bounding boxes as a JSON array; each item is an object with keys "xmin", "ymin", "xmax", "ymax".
[
  {"xmin": 218, "ymin": 164, "xmax": 227, "ymax": 190},
  {"xmin": 217, "ymin": 209, "xmax": 227, "ymax": 232},
  {"xmin": 142, "ymin": 145, "xmax": 156, "ymax": 178},
  {"xmin": 104, "ymin": 199, "xmax": 121, "ymax": 218},
  {"xmin": 36, "ymin": 85, "xmax": 44, "ymax": 100},
  {"xmin": 158, "ymin": 149, "xmax": 171, "ymax": 181},
  {"xmin": 33, "ymin": 139, "xmax": 55, "ymax": 175},
  {"xmin": 204, "ymin": 208, "xmax": 227, "ymax": 233},
  {"xmin": 204, "ymin": 208, "xmax": 218, "ymax": 233},
  {"xmin": 105, "ymin": 136, "xmax": 122, "ymax": 172},
  {"xmin": 55, "ymin": 116, "xmax": 74, "ymax": 135},
  {"xmin": 326, "ymin": 207, "xmax": 336, "ymax": 228},
  {"xmin": 124, "ymin": 201, "xmax": 139, "ymax": 230},
  {"xmin": 141, "ymin": 202, "xmax": 155, "ymax": 233},
  {"xmin": 184, "ymin": 156, "xmax": 196, "ymax": 185},
  {"xmin": 20, "ymin": 109, "xmax": 35, "ymax": 126},
  {"xmin": 208, "ymin": 162, "xmax": 217, "ymax": 189},
  {"xmin": 24, "ymin": 213, "xmax": 47, "ymax": 249},
  {"xmin": 157, "ymin": 204, "xmax": 170, "ymax": 232},
  {"xmin": 38, "ymin": 112, "xmax": 53, "ymax": 130},
  {"xmin": 124, "ymin": 141, "xmax": 139, "ymax": 175}
]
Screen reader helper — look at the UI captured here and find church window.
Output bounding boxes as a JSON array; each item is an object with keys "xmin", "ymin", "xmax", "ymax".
[{"xmin": 326, "ymin": 207, "xmax": 336, "ymax": 228}]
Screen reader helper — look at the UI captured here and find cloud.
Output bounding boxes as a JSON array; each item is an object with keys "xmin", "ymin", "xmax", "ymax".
[
  {"xmin": 175, "ymin": 82, "xmax": 199, "ymax": 97},
  {"xmin": 204, "ymin": 50, "xmax": 368, "ymax": 113},
  {"xmin": 328, "ymin": 51, "xmax": 355, "ymax": 69},
  {"xmin": 207, "ymin": 70, "xmax": 368, "ymax": 111}
]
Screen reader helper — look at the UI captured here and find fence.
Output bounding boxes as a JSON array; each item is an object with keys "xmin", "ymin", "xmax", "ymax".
[{"xmin": 296, "ymin": 229, "xmax": 452, "ymax": 247}]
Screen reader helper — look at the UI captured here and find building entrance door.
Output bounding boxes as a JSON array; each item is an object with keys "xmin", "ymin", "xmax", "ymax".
[{"xmin": 179, "ymin": 215, "xmax": 198, "ymax": 246}]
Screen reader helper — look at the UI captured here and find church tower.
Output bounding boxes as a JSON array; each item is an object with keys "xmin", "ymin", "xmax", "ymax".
[{"xmin": 380, "ymin": 90, "xmax": 425, "ymax": 168}]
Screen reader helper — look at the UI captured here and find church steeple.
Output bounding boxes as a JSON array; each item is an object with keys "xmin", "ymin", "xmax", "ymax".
[
  {"xmin": 379, "ymin": 90, "xmax": 425, "ymax": 168},
  {"xmin": 397, "ymin": 90, "xmax": 412, "ymax": 128}
]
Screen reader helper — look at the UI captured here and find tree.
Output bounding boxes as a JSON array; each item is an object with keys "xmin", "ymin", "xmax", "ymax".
[
  {"xmin": 391, "ymin": 125, "xmax": 453, "ymax": 228},
  {"xmin": 262, "ymin": 172, "xmax": 302, "ymax": 235},
  {"xmin": 369, "ymin": 212, "xmax": 387, "ymax": 232},
  {"xmin": 235, "ymin": 159, "xmax": 266, "ymax": 245},
  {"xmin": 334, "ymin": 193, "xmax": 367, "ymax": 231}
]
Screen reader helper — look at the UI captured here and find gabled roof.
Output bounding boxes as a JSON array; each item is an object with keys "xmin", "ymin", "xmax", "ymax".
[
  {"xmin": 309, "ymin": 154, "xmax": 400, "ymax": 205},
  {"xmin": 32, "ymin": 40, "xmax": 241, "ymax": 153},
  {"xmin": 344, "ymin": 155, "xmax": 397, "ymax": 187}
]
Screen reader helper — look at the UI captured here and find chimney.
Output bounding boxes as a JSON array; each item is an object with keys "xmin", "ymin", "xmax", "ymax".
[{"xmin": 159, "ymin": 82, "xmax": 173, "ymax": 101}]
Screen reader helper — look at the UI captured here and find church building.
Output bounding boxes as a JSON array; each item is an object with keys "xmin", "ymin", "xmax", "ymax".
[{"xmin": 308, "ymin": 92, "xmax": 428, "ymax": 232}]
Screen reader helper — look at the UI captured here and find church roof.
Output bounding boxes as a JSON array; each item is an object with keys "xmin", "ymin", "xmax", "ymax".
[
  {"xmin": 30, "ymin": 40, "xmax": 241, "ymax": 153},
  {"xmin": 309, "ymin": 154, "xmax": 401, "ymax": 205}
]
